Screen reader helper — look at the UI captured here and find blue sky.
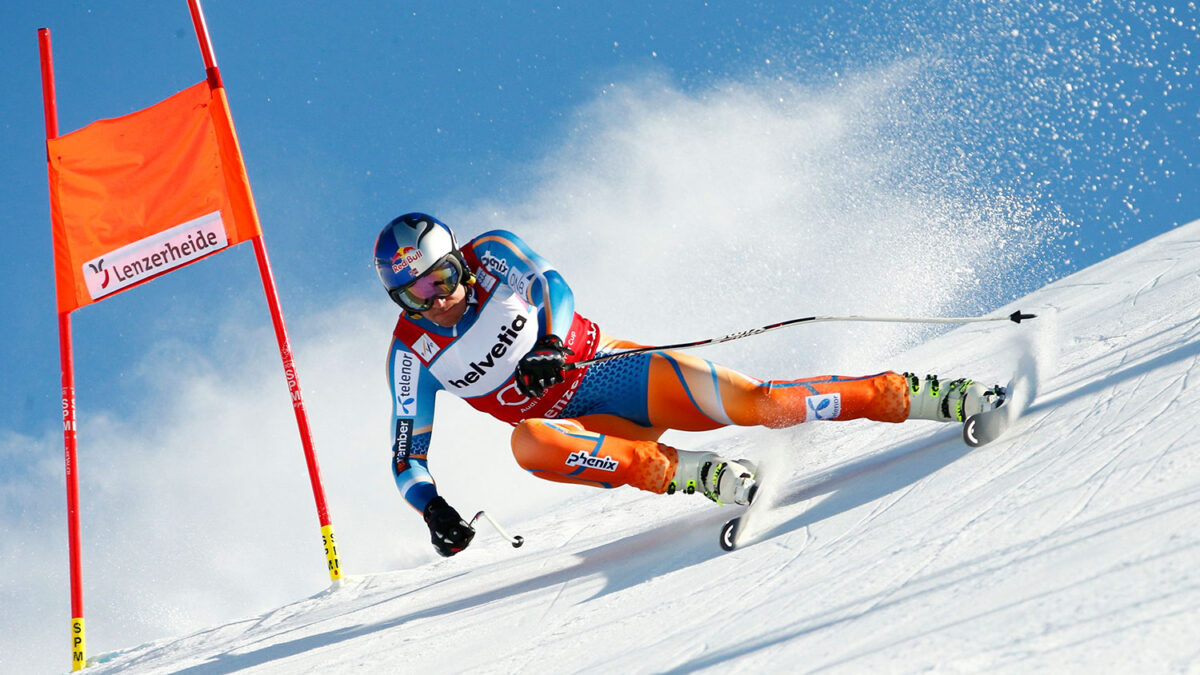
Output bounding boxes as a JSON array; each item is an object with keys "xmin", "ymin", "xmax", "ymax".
[{"xmin": 2, "ymin": 2, "xmax": 1198, "ymax": 670}]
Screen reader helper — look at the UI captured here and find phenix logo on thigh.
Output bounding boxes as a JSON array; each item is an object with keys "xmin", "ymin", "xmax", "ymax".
[{"xmin": 565, "ymin": 452, "xmax": 620, "ymax": 472}]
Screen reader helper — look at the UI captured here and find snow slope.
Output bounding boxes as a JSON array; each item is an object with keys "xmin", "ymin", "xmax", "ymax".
[{"xmin": 89, "ymin": 221, "xmax": 1200, "ymax": 674}]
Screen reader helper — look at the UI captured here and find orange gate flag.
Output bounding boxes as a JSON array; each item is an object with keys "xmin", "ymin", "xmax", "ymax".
[{"xmin": 46, "ymin": 80, "xmax": 262, "ymax": 313}]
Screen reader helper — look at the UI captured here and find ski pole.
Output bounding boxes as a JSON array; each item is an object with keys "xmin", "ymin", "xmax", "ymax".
[
  {"xmin": 567, "ymin": 310, "xmax": 1036, "ymax": 370},
  {"xmin": 470, "ymin": 510, "xmax": 525, "ymax": 548}
]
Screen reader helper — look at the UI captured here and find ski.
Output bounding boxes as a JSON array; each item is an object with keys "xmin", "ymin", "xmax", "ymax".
[
  {"xmin": 963, "ymin": 402, "xmax": 1013, "ymax": 447},
  {"xmin": 959, "ymin": 376, "xmax": 1020, "ymax": 448},
  {"xmin": 718, "ymin": 479, "xmax": 761, "ymax": 552},
  {"xmin": 719, "ymin": 514, "xmax": 746, "ymax": 551}
]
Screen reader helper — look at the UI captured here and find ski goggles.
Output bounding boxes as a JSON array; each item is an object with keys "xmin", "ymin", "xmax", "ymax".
[{"xmin": 388, "ymin": 256, "xmax": 464, "ymax": 312}]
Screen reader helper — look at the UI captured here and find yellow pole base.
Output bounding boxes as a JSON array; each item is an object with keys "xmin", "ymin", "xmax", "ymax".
[
  {"xmin": 71, "ymin": 617, "xmax": 86, "ymax": 670},
  {"xmin": 321, "ymin": 524, "xmax": 342, "ymax": 581}
]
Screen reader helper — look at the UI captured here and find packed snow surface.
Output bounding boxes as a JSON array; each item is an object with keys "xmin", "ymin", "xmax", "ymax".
[{"xmin": 90, "ymin": 222, "xmax": 1200, "ymax": 673}]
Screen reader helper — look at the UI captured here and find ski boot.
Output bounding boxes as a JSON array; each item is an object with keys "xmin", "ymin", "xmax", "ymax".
[
  {"xmin": 668, "ymin": 450, "xmax": 758, "ymax": 505},
  {"xmin": 904, "ymin": 373, "xmax": 1006, "ymax": 423}
]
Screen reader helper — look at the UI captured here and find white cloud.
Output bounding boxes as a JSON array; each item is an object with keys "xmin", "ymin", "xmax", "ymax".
[{"xmin": 453, "ymin": 66, "xmax": 1058, "ymax": 375}]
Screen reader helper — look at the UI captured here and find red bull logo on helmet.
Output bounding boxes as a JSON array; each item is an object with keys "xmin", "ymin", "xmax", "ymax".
[{"xmin": 391, "ymin": 246, "xmax": 425, "ymax": 275}]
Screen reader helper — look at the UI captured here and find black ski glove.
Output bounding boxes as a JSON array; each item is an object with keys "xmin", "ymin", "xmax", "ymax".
[
  {"xmin": 423, "ymin": 496, "xmax": 475, "ymax": 557},
  {"xmin": 515, "ymin": 334, "xmax": 574, "ymax": 398}
]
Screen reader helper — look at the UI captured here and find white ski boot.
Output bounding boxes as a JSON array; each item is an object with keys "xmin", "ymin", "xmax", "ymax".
[
  {"xmin": 669, "ymin": 450, "xmax": 758, "ymax": 505},
  {"xmin": 905, "ymin": 373, "xmax": 1006, "ymax": 423}
]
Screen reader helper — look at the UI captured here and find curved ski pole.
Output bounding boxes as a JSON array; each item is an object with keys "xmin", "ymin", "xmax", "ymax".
[
  {"xmin": 470, "ymin": 510, "xmax": 525, "ymax": 548},
  {"xmin": 566, "ymin": 310, "xmax": 1036, "ymax": 370}
]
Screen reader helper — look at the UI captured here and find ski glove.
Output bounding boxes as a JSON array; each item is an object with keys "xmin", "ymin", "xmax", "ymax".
[
  {"xmin": 515, "ymin": 334, "xmax": 574, "ymax": 399},
  {"xmin": 423, "ymin": 496, "xmax": 475, "ymax": 557}
]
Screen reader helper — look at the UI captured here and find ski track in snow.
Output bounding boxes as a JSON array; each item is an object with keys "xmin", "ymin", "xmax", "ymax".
[{"xmin": 80, "ymin": 223, "xmax": 1200, "ymax": 674}]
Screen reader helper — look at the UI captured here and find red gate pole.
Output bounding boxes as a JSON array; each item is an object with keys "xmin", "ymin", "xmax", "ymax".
[
  {"xmin": 39, "ymin": 27, "xmax": 89, "ymax": 672},
  {"xmin": 186, "ymin": 0, "xmax": 342, "ymax": 583}
]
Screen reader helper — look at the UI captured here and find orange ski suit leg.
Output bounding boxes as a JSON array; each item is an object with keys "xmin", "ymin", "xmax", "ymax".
[
  {"xmin": 642, "ymin": 350, "xmax": 909, "ymax": 430},
  {"xmin": 511, "ymin": 415, "xmax": 676, "ymax": 493},
  {"xmin": 510, "ymin": 338, "xmax": 910, "ymax": 494}
]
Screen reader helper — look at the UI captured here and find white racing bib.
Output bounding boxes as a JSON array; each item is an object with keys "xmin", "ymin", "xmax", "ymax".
[{"xmin": 428, "ymin": 285, "xmax": 539, "ymax": 397}]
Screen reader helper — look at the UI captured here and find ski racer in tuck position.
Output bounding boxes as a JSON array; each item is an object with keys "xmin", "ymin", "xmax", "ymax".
[{"xmin": 375, "ymin": 213, "xmax": 1006, "ymax": 557}]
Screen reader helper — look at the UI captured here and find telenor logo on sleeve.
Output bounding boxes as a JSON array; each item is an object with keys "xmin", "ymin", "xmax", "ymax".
[
  {"xmin": 805, "ymin": 393, "xmax": 842, "ymax": 421},
  {"xmin": 394, "ymin": 351, "xmax": 419, "ymax": 417},
  {"xmin": 82, "ymin": 211, "xmax": 229, "ymax": 301}
]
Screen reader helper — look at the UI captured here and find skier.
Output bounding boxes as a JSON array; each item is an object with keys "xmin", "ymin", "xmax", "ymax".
[{"xmin": 375, "ymin": 213, "xmax": 1006, "ymax": 557}]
